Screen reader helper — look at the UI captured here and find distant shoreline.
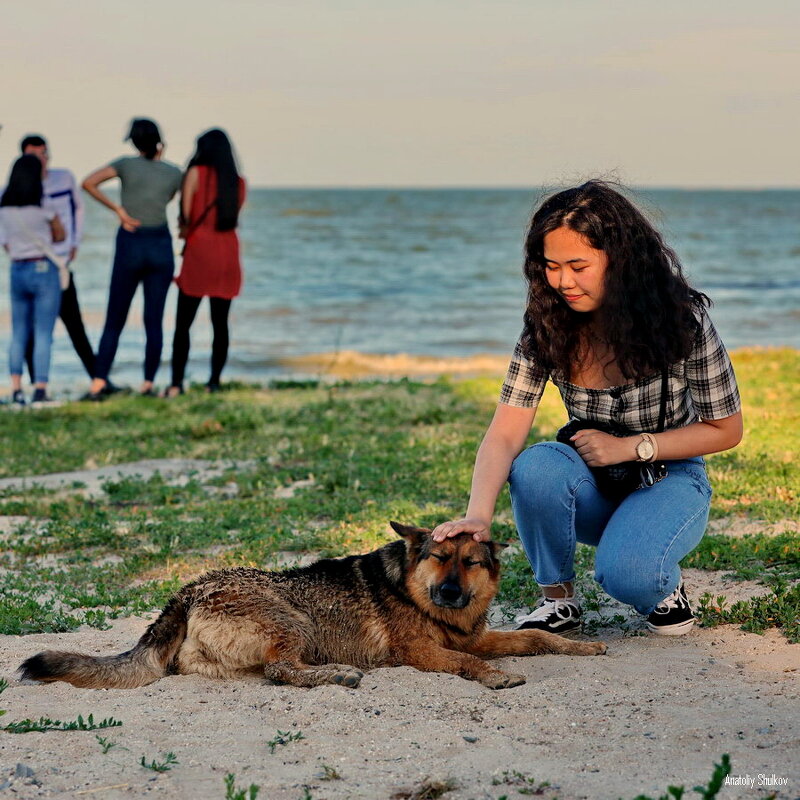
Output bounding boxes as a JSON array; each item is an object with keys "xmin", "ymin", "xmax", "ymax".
[
  {"xmin": 278, "ymin": 346, "xmax": 797, "ymax": 379},
  {"xmin": 246, "ymin": 185, "xmax": 800, "ymax": 192}
]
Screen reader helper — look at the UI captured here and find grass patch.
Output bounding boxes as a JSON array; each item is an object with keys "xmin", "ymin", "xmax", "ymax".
[
  {"xmin": 3, "ymin": 714, "xmax": 121, "ymax": 733},
  {"xmin": 140, "ymin": 751, "xmax": 179, "ymax": 772},
  {"xmin": 267, "ymin": 729, "xmax": 305, "ymax": 754},
  {"xmin": 683, "ymin": 531, "xmax": 800, "ymax": 580},
  {"xmin": 697, "ymin": 581, "xmax": 800, "ymax": 642},
  {"xmin": 225, "ymin": 773, "xmax": 261, "ymax": 800},
  {"xmin": 0, "ymin": 351, "xmax": 795, "ymax": 640}
]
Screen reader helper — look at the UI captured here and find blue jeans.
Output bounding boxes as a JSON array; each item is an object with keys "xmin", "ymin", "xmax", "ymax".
[
  {"xmin": 94, "ymin": 226, "xmax": 174, "ymax": 382},
  {"xmin": 8, "ymin": 258, "xmax": 62, "ymax": 383},
  {"xmin": 508, "ymin": 442, "xmax": 712, "ymax": 615}
]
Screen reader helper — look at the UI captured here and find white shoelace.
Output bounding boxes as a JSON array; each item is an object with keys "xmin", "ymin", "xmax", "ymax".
[
  {"xmin": 515, "ymin": 597, "xmax": 579, "ymax": 625},
  {"xmin": 653, "ymin": 586, "xmax": 687, "ymax": 615}
]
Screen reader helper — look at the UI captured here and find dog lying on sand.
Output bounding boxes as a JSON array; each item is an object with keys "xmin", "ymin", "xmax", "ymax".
[{"xmin": 19, "ymin": 522, "xmax": 606, "ymax": 690}]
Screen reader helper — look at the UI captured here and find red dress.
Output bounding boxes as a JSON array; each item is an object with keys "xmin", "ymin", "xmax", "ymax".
[{"xmin": 176, "ymin": 166, "xmax": 246, "ymax": 299}]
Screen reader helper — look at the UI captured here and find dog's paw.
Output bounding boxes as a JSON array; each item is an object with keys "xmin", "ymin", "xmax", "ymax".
[
  {"xmin": 567, "ymin": 640, "xmax": 608, "ymax": 656},
  {"xmin": 482, "ymin": 671, "xmax": 526, "ymax": 690},
  {"xmin": 332, "ymin": 668, "xmax": 364, "ymax": 688}
]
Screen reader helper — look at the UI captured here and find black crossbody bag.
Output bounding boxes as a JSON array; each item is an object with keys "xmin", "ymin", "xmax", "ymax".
[{"xmin": 556, "ymin": 370, "xmax": 669, "ymax": 501}]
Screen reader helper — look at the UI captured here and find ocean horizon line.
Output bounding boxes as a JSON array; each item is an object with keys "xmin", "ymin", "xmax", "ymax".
[{"xmin": 244, "ymin": 184, "xmax": 800, "ymax": 192}]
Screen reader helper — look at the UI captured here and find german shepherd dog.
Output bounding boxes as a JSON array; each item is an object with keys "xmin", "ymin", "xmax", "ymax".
[{"xmin": 19, "ymin": 523, "xmax": 606, "ymax": 691}]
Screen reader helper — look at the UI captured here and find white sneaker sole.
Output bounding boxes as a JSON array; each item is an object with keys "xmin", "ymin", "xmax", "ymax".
[{"xmin": 646, "ymin": 618, "xmax": 695, "ymax": 636}]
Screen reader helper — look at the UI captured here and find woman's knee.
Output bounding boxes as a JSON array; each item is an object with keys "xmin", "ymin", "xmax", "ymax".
[
  {"xmin": 594, "ymin": 551, "xmax": 669, "ymax": 611},
  {"xmin": 509, "ymin": 442, "xmax": 584, "ymax": 496}
]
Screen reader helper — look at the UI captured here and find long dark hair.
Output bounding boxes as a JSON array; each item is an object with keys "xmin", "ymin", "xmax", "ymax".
[
  {"xmin": 126, "ymin": 118, "xmax": 162, "ymax": 160},
  {"xmin": 521, "ymin": 180, "xmax": 709, "ymax": 381},
  {"xmin": 0, "ymin": 155, "xmax": 44, "ymax": 207},
  {"xmin": 187, "ymin": 128, "xmax": 240, "ymax": 231}
]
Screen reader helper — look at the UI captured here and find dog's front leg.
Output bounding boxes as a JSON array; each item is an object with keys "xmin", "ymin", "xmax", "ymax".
[
  {"xmin": 467, "ymin": 629, "xmax": 607, "ymax": 658},
  {"xmin": 263, "ymin": 660, "xmax": 364, "ymax": 688},
  {"xmin": 394, "ymin": 642, "xmax": 525, "ymax": 690}
]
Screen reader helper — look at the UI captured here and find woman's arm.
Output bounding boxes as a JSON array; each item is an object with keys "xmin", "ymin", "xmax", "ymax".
[
  {"xmin": 81, "ymin": 166, "xmax": 141, "ymax": 232},
  {"xmin": 49, "ymin": 216, "xmax": 66, "ymax": 244},
  {"xmin": 571, "ymin": 412, "xmax": 743, "ymax": 466},
  {"xmin": 180, "ymin": 166, "xmax": 200, "ymax": 229},
  {"xmin": 432, "ymin": 403, "xmax": 537, "ymax": 542}
]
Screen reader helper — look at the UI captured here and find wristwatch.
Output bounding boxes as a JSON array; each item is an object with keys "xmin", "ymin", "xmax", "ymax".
[{"xmin": 635, "ymin": 434, "xmax": 656, "ymax": 463}]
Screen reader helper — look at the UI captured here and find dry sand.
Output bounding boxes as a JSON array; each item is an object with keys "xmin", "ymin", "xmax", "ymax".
[
  {"xmin": 2, "ymin": 581, "xmax": 798, "ymax": 800},
  {"xmin": 0, "ymin": 462, "xmax": 798, "ymax": 800}
]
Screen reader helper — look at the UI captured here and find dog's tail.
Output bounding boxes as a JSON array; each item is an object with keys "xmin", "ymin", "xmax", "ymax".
[{"xmin": 18, "ymin": 596, "xmax": 188, "ymax": 689}]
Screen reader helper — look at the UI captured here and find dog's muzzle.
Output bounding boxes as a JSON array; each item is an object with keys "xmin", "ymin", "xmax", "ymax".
[{"xmin": 431, "ymin": 581, "xmax": 470, "ymax": 609}]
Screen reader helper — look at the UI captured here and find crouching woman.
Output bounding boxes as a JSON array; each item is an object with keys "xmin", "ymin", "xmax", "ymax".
[{"xmin": 433, "ymin": 181, "xmax": 742, "ymax": 636}]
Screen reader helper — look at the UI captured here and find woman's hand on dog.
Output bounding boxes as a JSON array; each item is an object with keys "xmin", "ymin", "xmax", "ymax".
[{"xmin": 432, "ymin": 518, "xmax": 491, "ymax": 543}]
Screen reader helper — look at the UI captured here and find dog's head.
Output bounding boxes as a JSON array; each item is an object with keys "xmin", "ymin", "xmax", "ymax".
[{"xmin": 390, "ymin": 521, "xmax": 506, "ymax": 615}]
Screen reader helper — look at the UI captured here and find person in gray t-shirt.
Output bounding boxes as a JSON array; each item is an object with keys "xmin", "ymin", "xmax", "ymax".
[{"xmin": 81, "ymin": 118, "xmax": 183, "ymax": 399}]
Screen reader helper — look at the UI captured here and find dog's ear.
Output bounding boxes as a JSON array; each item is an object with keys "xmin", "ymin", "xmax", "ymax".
[
  {"xmin": 389, "ymin": 521, "xmax": 432, "ymax": 540},
  {"xmin": 487, "ymin": 541, "xmax": 509, "ymax": 560}
]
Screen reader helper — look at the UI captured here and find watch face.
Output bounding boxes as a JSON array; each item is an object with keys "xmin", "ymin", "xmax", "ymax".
[{"xmin": 637, "ymin": 440, "xmax": 655, "ymax": 460}]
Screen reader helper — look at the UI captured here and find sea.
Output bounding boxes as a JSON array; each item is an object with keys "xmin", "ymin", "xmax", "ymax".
[{"xmin": 2, "ymin": 188, "xmax": 798, "ymax": 391}]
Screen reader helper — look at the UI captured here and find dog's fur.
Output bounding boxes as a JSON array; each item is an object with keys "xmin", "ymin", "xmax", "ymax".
[{"xmin": 19, "ymin": 523, "xmax": 606, "ymax": 690}]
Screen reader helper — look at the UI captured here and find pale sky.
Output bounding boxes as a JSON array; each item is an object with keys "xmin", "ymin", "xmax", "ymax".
[{"xmin": 2, "ymin": 0, "xmax": 799, "ymax": 187}]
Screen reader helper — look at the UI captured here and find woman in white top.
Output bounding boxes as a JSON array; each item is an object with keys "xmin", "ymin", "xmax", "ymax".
[{"xmin": 0, "ymin": 155, "xmax": 65, "ymax": 405}]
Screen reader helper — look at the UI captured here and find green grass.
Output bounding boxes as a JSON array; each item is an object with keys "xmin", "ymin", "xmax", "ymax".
[
  {"xmin": 629, "ymin": 753, "xmax": 731, "ymax": 800},
  {"xmin": 3, "ymin": 714, "xmax": 122, "ymax": 733},
  {"xmin": 140, "ymin": 751, "xmax": 179, "ymax": 772},
  {"xmin": 0, "ymin": 350, "xmax": 796, "ymax": 641},
  {"xmin": 224, "ymin": 773, "xmax": 261, "ymax": 800},
  {"xmin": 266, "ymin": 729, "xmax": 305, "ymax": 754}
]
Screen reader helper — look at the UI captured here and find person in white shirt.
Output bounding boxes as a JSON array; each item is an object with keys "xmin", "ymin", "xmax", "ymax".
[
  {"xmin": 0, "ymin": 155, "xmax": 65, "ymax": 404},
  {"xmin": 18, "ymin": 135, "xmax": 97, "ymax": 381}
]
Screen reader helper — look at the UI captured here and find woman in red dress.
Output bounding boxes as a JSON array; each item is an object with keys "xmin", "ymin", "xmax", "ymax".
[{"xmin": 165, "ymin": 129, "xmax": 246, "ymax": 396}]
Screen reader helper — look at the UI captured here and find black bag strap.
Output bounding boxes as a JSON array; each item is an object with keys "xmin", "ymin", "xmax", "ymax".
[{"xmin": 656, "ymin": 368, "xmax": 669, "ymax": 433}]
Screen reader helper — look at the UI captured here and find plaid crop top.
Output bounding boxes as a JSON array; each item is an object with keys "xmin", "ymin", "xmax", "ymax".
[{"xmin": 499, "ymin": 307, "xmax": 741, "ymax": 432}]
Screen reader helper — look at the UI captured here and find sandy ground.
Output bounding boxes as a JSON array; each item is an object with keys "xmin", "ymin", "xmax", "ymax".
[
  {"xmin": 1, "ymin": 462, "xmax": 798, "ymax": 800},
  {"xmin": 2, "ymin": 583, "xmax": 798, "ymax": 799}
]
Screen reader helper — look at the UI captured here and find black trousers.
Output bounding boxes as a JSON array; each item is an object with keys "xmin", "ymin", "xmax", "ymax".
[
  {"xmin": 26, "ymin": 271, "xmax": 95, "ymax": 381},
  {"xmin": 94, "ymin": 226, "xmax": 174, "ymax": 382},
  {"xmin": 170, "ymin": 290, "xmax": 232, "ymax": 388}
]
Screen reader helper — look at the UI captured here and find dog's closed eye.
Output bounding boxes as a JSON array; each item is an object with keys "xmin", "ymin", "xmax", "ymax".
[{"xmin": 430, "ymin": 553, "xmax": 450, "ymax": 563}]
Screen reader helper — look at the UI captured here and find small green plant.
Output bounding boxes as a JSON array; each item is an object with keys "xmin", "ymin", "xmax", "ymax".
[
  {"xmin": 696, "ymin": 583, "xmax": 800, "ymax": 642},
  {"xmin": 266, "ymin": 729, "xmax": 305, "ymax": 753},
  {"xmin": 629, "ymin": 754, "xmax": 731, "ymax": 800},
  {"xmin": 140, "ymin": 751, "xmax": 179, "ymax": 772},
  {"xmin": 3, "ymin": 714, "xmax": 121, "ymax": 733},
  {"xmin": 317, "ymin": 763, "xmax": 341, "ymax": 781},
  {"xmin": 392, "ymin": 778, "xmax": 457, "ymax": 800},
  {"xmin": 224, "ymin": 773, "xmax": 260, "ymax": 800},
  {"xmin": 492, "ymin": 769, "xmax": 551, "ymax": 795},
  {"xmin": 0, "ymin": 677, "xmax": 7, "ymax": 718},
  {"xmin": 95, "ymin": 734, "xmax": 118, "ymax": 754}
]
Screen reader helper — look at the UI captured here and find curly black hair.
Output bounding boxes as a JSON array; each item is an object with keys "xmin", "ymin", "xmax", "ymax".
[{"xmin": 521, "ymin": 180, "xmax": 709, "ymax": 381}]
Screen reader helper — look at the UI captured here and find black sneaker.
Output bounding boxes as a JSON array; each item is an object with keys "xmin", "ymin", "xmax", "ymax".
[
  {"xmin": 11, "ymin": 389, "xmax": 26, "ymax": 407},
  {"xmin": 515, "ymin": 597, "xmax": 582, "ymax": 634},
  {"xmin": 101, "ymin": 381, "xmax": 129, "ymax": 396},
  {"xmin": 646, "ymin": 582, "xmax": 695, "ymax": 635}
]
